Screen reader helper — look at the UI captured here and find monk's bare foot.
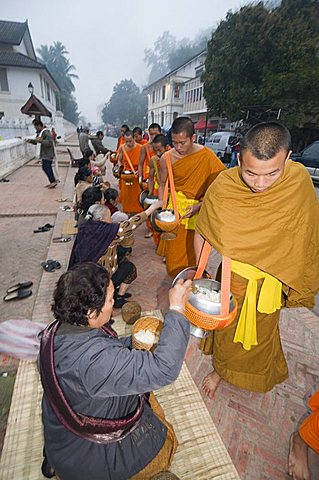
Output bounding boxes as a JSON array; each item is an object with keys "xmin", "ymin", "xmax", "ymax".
[
  {"xmin": 202, "ymin": 371, "xmax": 221, "ymax": 399},
  {"xmin": 288, "ymin": 432, "xmax": 311, "ymax": 480}
]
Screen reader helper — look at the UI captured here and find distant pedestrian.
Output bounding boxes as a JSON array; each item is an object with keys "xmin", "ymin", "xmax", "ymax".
[
  {"xmin": 26, "ymin": 120, "xmax": 57, "ymax": 188},
  {"xmin": 229, "ymin": 134, "xmax": 241, "ymax": 168},
  {"xmin": 79, "ymin": 127, "xmax": 90, "ymax": 155}
]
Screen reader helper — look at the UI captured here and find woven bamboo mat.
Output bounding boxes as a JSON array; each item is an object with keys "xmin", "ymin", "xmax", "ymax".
[
  {"xmin": 61, "ymin": 219, "xmax": 77, "ymax": 235},
  {"xmin": 0, "ymin": 310, "xmax": 239, "ymax": 480},
  {"xmin": 0, "ymin": 361, "xmax": 43, "ymax": 479}
]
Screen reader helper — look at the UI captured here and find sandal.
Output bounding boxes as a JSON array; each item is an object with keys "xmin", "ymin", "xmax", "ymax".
[
  {"xmin": 3, "ymin": 289, "xmax": 32, "ymax": 302},
  {"xmin": 7, "ymin": 281, "xmax": 33, "ymax": 293},
  {"xmin": 47, "ymin": 260, "xmax": 61, "ymax": 269},
  {"xmin": 34, "ymin": 226, "xmax": 50, "ymax": 233},
  {"xmin": 41, "ymin": 261, "xmax": 56, "ymax": 272},
  {"xmin": 43, "ymin": 223, "xmax": 54, "ymax": 229},
  {"xmin": 53, "ymin": 236, "xmax": 71, "ymax": 243}
]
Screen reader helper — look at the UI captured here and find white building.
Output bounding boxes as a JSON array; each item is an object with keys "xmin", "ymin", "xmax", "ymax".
[
  {"xmin": 144, "ymin": 50, "xmax": 208, "ymax": 128},
  {"xmin": 0, "ymin": 19, "xmax": 64, "ymax": 141}
]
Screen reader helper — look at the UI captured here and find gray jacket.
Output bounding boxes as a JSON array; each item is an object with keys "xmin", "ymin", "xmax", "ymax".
[{"xmin": 42, "ymin": 310, "xmax": 190, "ymax": 480}]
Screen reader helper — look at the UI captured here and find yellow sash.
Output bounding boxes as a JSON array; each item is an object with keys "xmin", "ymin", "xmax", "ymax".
[
  {"xmin": 167, "ymin": 191, "xmax": 199, "ymax": 230},
  {"xmin": 231, "ymin": 260, "xmax": 282, "ymax": 351}
]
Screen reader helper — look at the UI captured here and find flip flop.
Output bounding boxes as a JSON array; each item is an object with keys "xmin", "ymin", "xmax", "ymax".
[
  {"xmin": 44, "ymin": 223, "xmax": 54, "ymax": 229},
  {"xmin": 0, "ymin": 178, "xmax": 10, "ymax": 183},
  {"xmin": 41, "ymin": 261, "xmax": 56, "ymax": 272},
  {"xmin": 34, "ymin": 226, "xmax": 50, "ymax": 233},
  {"xmin": 60, "ymin": 206, "xmax": 74, "ymax": 212},
  {"xmin": 3, "ymin": 289, "xmax": 32, "ymax": 302},
  {"xmin": 53, "ymin": 237, "xmax": 71, "ymax": 243},
  {"xmin": 47, "ymin": 260, "xmax": 61, "ymax": 269},
  {"xmin": 6, "ymin": 281, "xmax": 33, "ymax": 294}
]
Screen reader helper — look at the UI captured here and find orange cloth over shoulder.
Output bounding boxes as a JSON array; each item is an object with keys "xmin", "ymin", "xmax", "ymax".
[
  {"xmin": 116, "ymin": 136, "xmax": 125, "ymax": 152},
  {"xmin": 299, "ymin": 391, "xmax": 319, "ymax": 454}
]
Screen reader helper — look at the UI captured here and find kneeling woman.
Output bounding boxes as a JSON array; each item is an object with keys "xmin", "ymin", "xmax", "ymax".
[
  {"xmin": 39, "ymin": 262, "xmax": 191, "ymax": 480},
  {"xmin": 68, "ymin": 200, "xmax": 162, "ymax": 308}
]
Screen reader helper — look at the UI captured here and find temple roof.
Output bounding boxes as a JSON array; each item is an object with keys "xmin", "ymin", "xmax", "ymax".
[{"xmin": 20, "ymin": 94, "xmax": 52, "ymax": 117}]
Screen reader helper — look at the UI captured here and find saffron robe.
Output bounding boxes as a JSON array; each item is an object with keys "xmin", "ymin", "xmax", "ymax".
[
  {"xmin": 299, "ymin": 391, "xmax": 319, "ymax": 454},
  {"xmin": 161, "ymin": 146, "xmax": 225, "ymax": 277},
  {"xmin": 196, "ymin": 161, "xmax": 319, "ymax": 392},
  {"xmin": 119, "ymin": 143, "xmax": 143, "ymax": 214}
]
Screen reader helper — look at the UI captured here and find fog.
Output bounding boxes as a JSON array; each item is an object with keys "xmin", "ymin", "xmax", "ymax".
[{"xmin": 1, "ymin": 0, "xmax": 247, "ymax": 123}]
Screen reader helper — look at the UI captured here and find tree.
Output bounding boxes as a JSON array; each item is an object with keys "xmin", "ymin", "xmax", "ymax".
[
  {"xmin": 101, "ymin": 79, "xmax": 147, "ymax": 127},
  {"xmin": 144, "ymin": 29, "xmax": 211, "ymax": 84},
  {"xmin": 37, "ymin": 42, "xmax": 80, "ymax": 124},
  {"xmin": 203, "ymin": 0, "xmax": 319, "ymax": 128}
]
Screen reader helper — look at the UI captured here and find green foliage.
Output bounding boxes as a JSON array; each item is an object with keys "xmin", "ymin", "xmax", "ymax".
[
  {"xmin": 101, "ymin": 79, "xmax": 147, "ymax": 127},
  {"xmin": 37, "ymin": 42, "xmax": 79, "ymax": 124},
  {"xmin": 203, "ymin": 0, "xmax": 319, "ymax": 128},
  {"xmin": 144, "ymin": 29, "xmax": 211, "ymax": 83}
]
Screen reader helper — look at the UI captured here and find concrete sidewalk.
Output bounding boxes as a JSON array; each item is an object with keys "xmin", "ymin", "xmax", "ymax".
[{"xmin": 0, "ymin": 136, "xmax": 318, "ymax": 479}]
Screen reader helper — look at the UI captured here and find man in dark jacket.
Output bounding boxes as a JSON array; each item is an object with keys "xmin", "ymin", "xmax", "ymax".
[
  {"xmin": 91, "ymin": 131, "xmax": 111, "ymax": 155},
  {"xmin": 27, "ymin": 119, "xmax": 57, "ymax": 188}
]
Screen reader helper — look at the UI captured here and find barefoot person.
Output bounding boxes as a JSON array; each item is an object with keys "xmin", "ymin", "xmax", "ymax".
[
  {"xmin": 194, "ymin": 122, "xmax": 319, "ymax": 398},
  {"xmin": 158, "ymin": 116, "xmax": 225, "ymax": 277},
  {"xmin": 39, "ymin": 262, "xmax": 192, "ymax": 480},
  {"xmin": 288, "ymin": 391, "xmax": 319, "ymax": 480}
]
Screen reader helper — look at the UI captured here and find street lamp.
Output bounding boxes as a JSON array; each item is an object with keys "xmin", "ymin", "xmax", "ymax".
[{"xmin": 28, "ymin": 82, "xmax": 34, "ymax": 95}]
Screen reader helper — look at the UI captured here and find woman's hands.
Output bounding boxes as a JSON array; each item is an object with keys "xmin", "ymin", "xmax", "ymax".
[{"xmin": 168, "ymin": 279, "xmax": 192, "ymax": 314}]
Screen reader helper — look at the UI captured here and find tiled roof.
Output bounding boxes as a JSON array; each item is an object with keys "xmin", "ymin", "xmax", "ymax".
[
  {"xmin": 0, "ymin": 51, "xmax": 43, "ymax": 69},
  {"xmin": 0, "ymin": 20, "xmax": 27, "ymax": 45}
]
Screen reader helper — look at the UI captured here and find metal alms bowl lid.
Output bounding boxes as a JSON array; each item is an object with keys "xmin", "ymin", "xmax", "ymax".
[
  {"xmin": 188, "ymin": 278, "xmax": 234, "ymax": 315},
  {"xmin": 150, "ymin": 210, "xmax": 163, "ymax": 232},
  {"xmin": 144, "ymin": 194, "xmax": 159, "ymax": 205},
  {"xmin": 139, "ymin": 190, "xmax": 149, "ymax": 208},
  {"xmin": 172, "ymin": 266, "xmax": 212, "ymax": 287}
]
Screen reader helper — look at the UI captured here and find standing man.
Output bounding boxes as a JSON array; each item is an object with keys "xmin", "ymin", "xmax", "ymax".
[
  {"xmin": 26, "ymin": 120, "xmax": 57, "ymax": 188},
  {"xmin": 117, "ymin": 131, "xmax": 142, "ymax": 214},
  {"xmin": 133, "ymin": 127, "xmax": 147, "ymax": 145},
  {"xmin": 195, "ymin": 122, "xmax": 319, "ymax": 397},
  {"xmin": 158, "ymin": 117, "xmax": 225, "ymax": 277},
  {"xmin": 90, "ymin": 131, "xmax": 111, "ymax": 156},
  {"xmin": 79, "ymin": 127, "xmax": 90, "ymax": 155},
  {"xmin": 138, "ymin": 123, "xmax": 161, "ymax": 184},
  {"xmin": 116, "ymin": 124, "xmax": 129, "ymax": 152}
]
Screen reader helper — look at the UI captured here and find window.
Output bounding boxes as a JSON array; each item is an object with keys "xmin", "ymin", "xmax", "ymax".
[
  {"xmin": 174, "ymin": 85, "xmax": 180, "ymax": 99},
  {"xmin": 0, "ymin": 68, "xmax": 9, "ymax": 91},
  {"xmin": 162, "ymin": 85, "xmax": 166, "ymax": 100},
  {"xmin": 40, "ymin": 75, "xmax": 44, "ymax": 97},
  {"xmin": 161, "ymin": 111, "xmax": 164, "ymax": 126},
  {"xmin": 0, "ymin": 112, "xmax": 4, "ymax": 119},
  {"xmin": 303, "ymin": 143, "xmax": 319, "ymax": 157},
  {"xmin": 213, "ymin": 135, "xmax": 221, "ymax": 144},
  {"xmin": 151, "ymin": 111, "xmax": 154, "ymax": 123},
  {"xmin": 152, "ymin": 91, "xmax": 155, "ymax": 103},
  {"xmin": 173, "ymin": 111, "xmax": 178, "ymax": 120}
]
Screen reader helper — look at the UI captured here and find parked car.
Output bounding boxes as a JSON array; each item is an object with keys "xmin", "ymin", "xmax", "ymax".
[
  {"xmin": 205, "ymin": 131, "xmax": 236, "ymax": 163},
  {"xmin": 290, "ymin": 141, "xmax": 319, "ymax": 183}
]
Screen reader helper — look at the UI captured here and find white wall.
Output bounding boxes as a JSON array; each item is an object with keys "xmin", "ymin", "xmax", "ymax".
[
  {"xmin": 0, "ymin": 138, "xmax": 35, "ymax": 178},
  {"xmin": 0, "ymin": 67, "xmax": 57, "ymax": 120}
]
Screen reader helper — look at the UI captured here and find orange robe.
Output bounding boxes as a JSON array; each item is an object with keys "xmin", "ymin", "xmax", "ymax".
[
  {"xmin": 162, "ymin": 147, "xmax": 225, "ymax": 277},
  {"xmin": 197, "ymin": 161, "xmax": 319, "ymax": 392},
  {"xmin": 116, "ymin": 136, "xmax": 125, "ymax": 152},
  {"xmin": 119, "ymin": 144, "xmax": 143, "ymax": 214},
  {"xmin": 299, "ymin": 391, "xmax": 319, "ymax": 454},
  {"xmin": 143, "ymin": 143, "xmax": 155, "ymax": 180}
]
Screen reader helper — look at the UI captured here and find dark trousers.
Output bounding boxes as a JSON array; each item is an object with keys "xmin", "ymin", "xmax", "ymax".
[
  {"xmin": 42, "ymin": 159, "xmax": 55, "ymax": 183},
  {"xmin": 111, "ymin": 261, "xmax": 136, "ymax": 289}
]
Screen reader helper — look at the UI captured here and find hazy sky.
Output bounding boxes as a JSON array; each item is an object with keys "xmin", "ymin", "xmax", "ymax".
[{"xmin": 2, "ymin": 0, "xmax": 247, "ymax": 123}]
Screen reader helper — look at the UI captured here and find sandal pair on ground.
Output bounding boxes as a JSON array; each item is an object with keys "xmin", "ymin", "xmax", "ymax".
[
  {"xmin": 34, "ymin": 224, "xmax": 54, "ymax": 233},
  {"xmin": 3, "ymin": 281, "xmax": 33, "ymax": 302},
  {"xmin": 41, "ymin": 260, "xmax": 61, "ymax": 272}
]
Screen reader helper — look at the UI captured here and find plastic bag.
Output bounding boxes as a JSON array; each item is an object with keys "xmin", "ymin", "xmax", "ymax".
[{"xmin": 0, "ymin": 319, "xmax": 47, "ymax": 361}]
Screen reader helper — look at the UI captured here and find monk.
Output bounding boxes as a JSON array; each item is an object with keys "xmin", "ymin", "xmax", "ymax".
[
  {"xmin": 194, "ymin": 122, "xmax": 319, "ymax": 397},
  {"xmin": 158, "ymin": 116, "xmax": 225, "ymax": 277},
  {"xmin": 133, "ymin": 126, "xmax": 148, "ymax": 145},
  {"xmin": 138, "ymin": 123, "xmax": 161, "ymax": 183},
  {"xmin": 116, "ymin": 124, "xmax": 129, "ymax": 152},
  {"xmin": 289, "ymin": 391, "xmax": 319, "ymax": 480},
  {"xmin": 148, "ymin": 134, "xmax": 170, "ymax": 196},
  {"xmin": 117, "ymin": 131, "xmax": 143, "ymax": 214}
]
